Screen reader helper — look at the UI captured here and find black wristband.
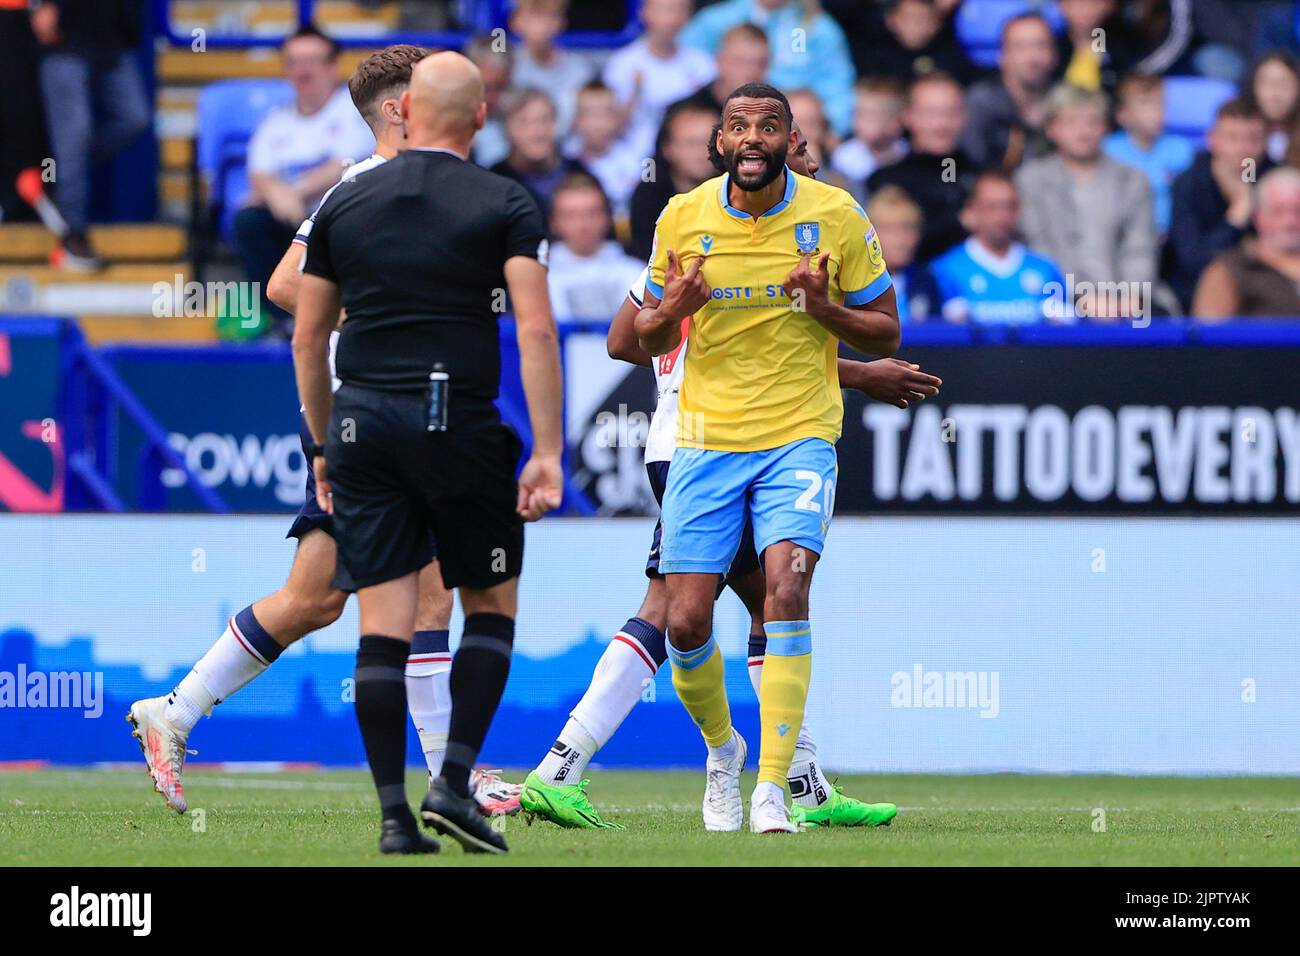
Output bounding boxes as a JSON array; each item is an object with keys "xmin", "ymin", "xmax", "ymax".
[{"xmin": 304, "ymin": 441, "xmax": 326, "ymax": 460}]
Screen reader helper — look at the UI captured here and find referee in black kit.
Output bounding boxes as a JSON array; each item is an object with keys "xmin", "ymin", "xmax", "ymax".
[{"xmin": 292, "ymin": 52, "xmax": 563, "ymax": 856}]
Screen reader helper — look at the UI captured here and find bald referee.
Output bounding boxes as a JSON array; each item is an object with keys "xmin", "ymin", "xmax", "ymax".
[{"xmin": 293, "ymin": 52, "xmax": 563, "ymax": 855}]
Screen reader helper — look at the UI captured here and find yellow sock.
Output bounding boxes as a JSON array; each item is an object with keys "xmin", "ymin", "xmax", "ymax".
[
  {"xmin": 668, "ymin": 635, "xmax": 733, "ymax": 748},
  {"xmin": 758, "ymin": 620, "xmax": 812, "ymax": 787}
]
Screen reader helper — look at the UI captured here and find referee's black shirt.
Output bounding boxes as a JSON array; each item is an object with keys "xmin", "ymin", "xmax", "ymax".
[{"xmin": 302, "ymin": 148, "xmax": 547, "ymax": 414}]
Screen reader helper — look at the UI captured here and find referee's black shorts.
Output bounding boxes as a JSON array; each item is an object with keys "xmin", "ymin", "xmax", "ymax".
[{"xmin": 326, "ymin": 384, "xmax": 524, "ymax": 592}]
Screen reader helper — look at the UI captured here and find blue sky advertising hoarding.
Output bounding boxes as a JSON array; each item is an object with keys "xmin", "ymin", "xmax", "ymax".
[{"xmin": 1, "ymin": 514, "xmax": 1295, "ymax": 774}]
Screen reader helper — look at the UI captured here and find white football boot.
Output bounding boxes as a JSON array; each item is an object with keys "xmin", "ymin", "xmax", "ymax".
[
  {"xmin": 702, "ymin": 730, "xmax": 747, "ymax": 831},
  {"xmin": 126, "ymin": 696, "xmax": 193, "ymax": 814},
  {"xmin": 470, "ymin": 768, "xmax": 523, "ymax": 817},
  {"xmin": 750, "ymin": 786, "xmax": 798, "ymax": 834}
]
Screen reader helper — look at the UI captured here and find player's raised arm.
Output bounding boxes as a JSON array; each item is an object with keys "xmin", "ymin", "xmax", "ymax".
[
  {"xmin": 784, "ymin": 251, "xmax": 901, "ymax": 357},
  {"xmin": 636, "ymin": 249, "xmax": 709, "ymax": 355}
]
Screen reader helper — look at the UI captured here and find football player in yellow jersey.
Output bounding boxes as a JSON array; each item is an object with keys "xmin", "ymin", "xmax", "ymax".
[{"xmin": 635, "ymin": 83, "xmax": 901, "ymax": 834}]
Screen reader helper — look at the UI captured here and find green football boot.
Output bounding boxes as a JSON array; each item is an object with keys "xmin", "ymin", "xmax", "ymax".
[
  {"xmin": 519, "ymin": 771, "xmax": 625, "ymax": 829},
  {"xmin": 790, "ymin": 784, "xmax": 897, "ymax": 829}
]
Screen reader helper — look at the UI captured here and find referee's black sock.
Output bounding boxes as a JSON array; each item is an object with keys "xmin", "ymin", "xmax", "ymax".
[
  {"xmin": 442, "ymin": 613, "xmax": 515, "ymax": 797},
  {"xmin": 354, "ymin": 635, "xmax": 415, "ymax": 826}
]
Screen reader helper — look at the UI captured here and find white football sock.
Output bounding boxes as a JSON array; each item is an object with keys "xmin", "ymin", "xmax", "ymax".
[
  {"xmin": 536, "ymin": 718, "xmax": 599, "ymax": 786},
  {"xmin": 164, "ymin": 672, "xmax": 209, "ymax": 734},
  {"xmin": 569, "ymin": 628, "xmax": 659, "ymax": 747},
  {"xmin": 164, "ymin": 620, "xmax": 270, "ymax": 733},
  {"xmin": 748, "ymin": 647, "xmax": 830, "ymax": 807},
  {"xmin": 405, "ymin": 661, "xmax": 451, "ymax": 777},
  {"xmin": 536, "ymin": 625, "xmax": 662, "ymax": 785}
]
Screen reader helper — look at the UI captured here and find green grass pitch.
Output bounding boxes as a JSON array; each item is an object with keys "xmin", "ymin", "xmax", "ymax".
[{"xmin": 1, "ymin": 769, "xmax": 1295, "ymax": 866}]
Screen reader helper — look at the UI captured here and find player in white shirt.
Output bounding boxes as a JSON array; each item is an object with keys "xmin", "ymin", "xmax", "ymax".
[
  {"xmin": 127, "ymin": 48, "xmax": 518, "ymax": 851},
  {"xmin": 518, "ymin": 123, "xmax": 942, "ymax": 829}
]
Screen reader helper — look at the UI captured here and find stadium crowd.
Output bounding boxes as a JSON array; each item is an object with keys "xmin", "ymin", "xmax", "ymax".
[{"xmin": 7, "ymin": 0, "xmax": 1300, "ymax": 329}]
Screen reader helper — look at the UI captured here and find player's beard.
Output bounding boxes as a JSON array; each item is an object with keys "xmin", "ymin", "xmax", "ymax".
[{"xmin": 723, "ymin": 141, "xmax": 788, "ymax": 191}]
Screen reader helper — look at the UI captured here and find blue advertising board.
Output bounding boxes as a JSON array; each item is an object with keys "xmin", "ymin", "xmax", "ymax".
[{"xmin": 1, "ymin": 514, "xmax": 1296, "ymax": 774}]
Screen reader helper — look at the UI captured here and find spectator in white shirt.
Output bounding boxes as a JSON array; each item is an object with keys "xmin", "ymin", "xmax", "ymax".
[
  {"xmin": 546, "ymin": 174, "xmax": 646, "ymax": 322},
  {"xmin": 235, "ymin": 24, "xmax": 374, "ymax": 331},
  {"xmin": 509, "ymin": 0, "xmax": 592, "ymax": 138},
  {"xmin": 603, "ymin": 0, "xmax": 717, "ymax": 161},
  {"xmin": 566, "ymin": 80, "xmax": 644, "ymax": 219}
]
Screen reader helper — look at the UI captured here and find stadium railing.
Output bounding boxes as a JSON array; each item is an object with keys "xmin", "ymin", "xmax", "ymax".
[
  {"xmin": 0, "ymin": 317, "xmax": 229, "ymax": 514},
  {"xmin": 153, "ymin": 0, "xmax": 642, "ymax": 49}
]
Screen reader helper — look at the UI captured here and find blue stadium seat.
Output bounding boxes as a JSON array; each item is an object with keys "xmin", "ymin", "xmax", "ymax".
[
  {"xmin": 955, "ymin": 0, "xmax": 1065, "ymax": 68},
  {"xmin": 195, "ymin": 80, "xmax": 294, "ymax": 242},
  {"xmin": 1162, "ymin": 75, "xmax": 1238, "ymax": 144}
]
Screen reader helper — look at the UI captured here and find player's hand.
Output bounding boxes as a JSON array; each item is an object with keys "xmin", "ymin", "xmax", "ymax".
[
  {"xmin": 516, "ymin": 453, "xmax": 563, "ymax": 521},
  {"xmin": 313, "ymin": 455, "xmax": 332, "ymax": 514},
  {"xmin": 783, "ymin": 252, "xmax": 832, "ymax": 316},
  {"xmin": 660, "ymin": 249, "xmax": 710, "ymax": 321},
  {"xmin": 852, "ymin": 357, "xmax": 942, "ymax": 409},
  {"xmin": 31, "ymin": 3, "xmax": 60, "ymax": 45}
]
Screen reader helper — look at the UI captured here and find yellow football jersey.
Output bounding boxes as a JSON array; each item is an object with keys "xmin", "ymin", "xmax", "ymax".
[{"xmin": 647, "ymin": 168, "xmax": 891, "ymax": 452}]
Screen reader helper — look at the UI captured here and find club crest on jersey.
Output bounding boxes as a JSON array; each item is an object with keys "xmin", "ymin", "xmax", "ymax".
[
  {"xmin": 700, "ymin": 234, "xmax": 714, "ymax": 254},
  {"xmin": 795, "ymin": 221, "xmax": 820, "ymax": 253}
]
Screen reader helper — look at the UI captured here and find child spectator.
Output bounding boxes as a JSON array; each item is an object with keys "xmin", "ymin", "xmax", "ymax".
[
  {"xmin": 1168, "ymin": 98, "xmax": 1269, "ymax": 307},
  {"xmin": 1103, "ymin": 74, "xmax": 1194, "ymax": 234},
  {"xmin": 509, "ymin": 0, "xmax": 592, "ymax": 137},
  {"xmin": 866, "ymin": 186, "xmax": 939, "ymax": 323},
  {"xmin": 831, "ymin": 78, "xmax": 909, "ymax": 199},
  {"xmin": 547, "ymin": 174, "xmax": 646, "ymax": 321},
  {"xmin": 1015, "ymin": 83, "xmax": 1156, "ymax": 319},
  {"xmin": 1192, "ymin": 166, "xmax": 1300, "ymax": 320},
  {"xmin": 868, "ymin": 72, "xmax": 980, "ymax": 260},
  {"xmin": 491, "ymin": 88, "xmax": 593, "ymax": 219},
  {"xmin": 603, "ymin": 0, "xmax": 716, "ymax": 161},
  {"xmin": 961, "ymin": 12, "xmax": 1059, "ymax": 171},
  {"xmin": 931, "ymin": 171, "xmax": 1068, "ymax": 325},
  {"xmin": 566, "ymin": 80, "xmax": 643, "ymax": 218},
  {"xmin": 1246, "ymin": 52, "xmax": 1300, "ymax": 164}
]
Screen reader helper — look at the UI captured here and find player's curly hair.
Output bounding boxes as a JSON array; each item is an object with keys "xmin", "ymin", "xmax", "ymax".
[{"xmin": 707, "ymin": 122, "xmax": 725, "ymax": 174}]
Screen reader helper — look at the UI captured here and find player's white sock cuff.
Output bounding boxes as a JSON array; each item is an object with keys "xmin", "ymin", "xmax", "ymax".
[
  {"xmin": 536, "ymin": 717, "xmax": 599, "ymax": 786},
  {"xmin": 164, "ymin": 671, "xmax": 211, "ymax": 733}
]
